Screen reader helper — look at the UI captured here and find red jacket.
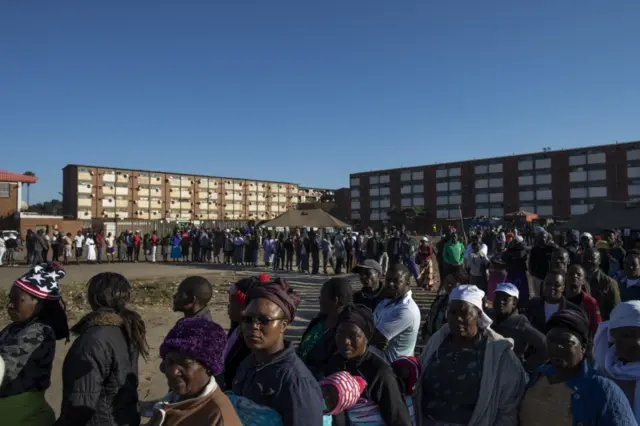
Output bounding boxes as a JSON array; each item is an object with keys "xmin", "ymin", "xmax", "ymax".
[
  {"xmin": 133, "ymin": 234, "xmax": 142, "ymax": 247},
  {"xmin": 579, "ymin": 290, "xmax": 602, "ymax": 336}
]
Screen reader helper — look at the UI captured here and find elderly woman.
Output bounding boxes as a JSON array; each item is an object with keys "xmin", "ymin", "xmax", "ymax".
[
  {"xmin": 414, "ymin": 284, "xmax": 527, "ymax": 426},
  {"xmin": 299, "ymin": 277, "xmax": 353, "ymax": 379},
  {"xmin": 521, "ymin": 310, "xmax": 637, "ymax": 425},
  {"xmin": 325, "ymin": 303, "xmax": 412, "ymax": 426},
  {"xmin": 594, "ymin": 300, "xmax": 640, "ymax": 423},
  {"xmin": 146, "ymin": 317, "xmax": 242, "ymax": 426},
  {"xmin": 232, "ymin": 278, "xmax": 323, "ymax": 426}
]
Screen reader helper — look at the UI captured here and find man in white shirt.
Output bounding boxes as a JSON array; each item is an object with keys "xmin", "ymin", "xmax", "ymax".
[
  {"xmin": 74, "ymin": 231, "xmax": 85, "ymax": 263},
  {"xmin": 371, "ymin": 264, "xmax": 421, "ymax": 363},
  {"xmin": 464, "ymin": 235, "xmax": 488, "ymax": 258}
]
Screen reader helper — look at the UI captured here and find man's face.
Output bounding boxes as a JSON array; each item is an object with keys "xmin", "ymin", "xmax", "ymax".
[
  {"xmin": 604, "ymin": 231, "xmax": 615, "ymax": 244},
  {"xmin": 551, "ymin": 251, "xmax": 570, "ymax": 273},
  {"xmin": 565, "ymin": 266, "xmax": 585, "ymax": 298},
  {"xmin": 582, "ymin": 249, "xmax": 600, "ymax": 272}
]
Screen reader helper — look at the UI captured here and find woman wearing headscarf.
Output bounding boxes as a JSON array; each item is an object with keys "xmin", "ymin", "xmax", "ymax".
[
  {"xmin": 231, "ymin": 278, "xmax": 323, "ymax": 426},
  {"xmin": 222, "ymin": 274, "xmax": 270, "ymax": 390},
  {"xmin": 414, "ymin": 285, "xmax": 527, "ymax": 426},
  {"xmin": 170, "ymin": 231, "xmax": 181, "ymax": 262},
  {"xmin": 299, "ymin": 277, "xmax": 353, "ymax": 379},
  {"xmin": 0, "ymin": 263, "xmax": 69, "ymax": 426},
  {"xmin": 521, "ymin": 309, "xmax": 637, "ymax": 426},
  {"xmin": 324, "ymin": 303, "xmax": 412, "ymax": 426},
  {"xmin": 55, "ymin": 272, "xmax": 149, "ymax": 426},
  {"xmin": 146, "ymin": 317, "xmax": 242, "ymax": 426},
  {"xmin": 502, "ymin": 235, "xmax": 531, "ymax": 307},
  {"xmin": 594, "ymin": 300, "xmax": 640, "ymax": 423}
]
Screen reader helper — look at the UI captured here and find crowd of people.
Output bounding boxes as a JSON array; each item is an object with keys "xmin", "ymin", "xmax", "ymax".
[{"xmin": 2, "ymin": 221, "xmax": 640, "ymax": 425}]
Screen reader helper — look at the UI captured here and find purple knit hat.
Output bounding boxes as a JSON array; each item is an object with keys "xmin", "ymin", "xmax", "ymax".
[{"xmin": 160, "ymin": 317, "xmax": 227, "ymax": 375}]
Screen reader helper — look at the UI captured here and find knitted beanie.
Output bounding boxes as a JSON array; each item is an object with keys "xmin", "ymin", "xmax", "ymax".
[
  {"xmin": 319, "ymin": 371, "xmax": 367, "ymax": 415},
  {"xmin": 14, "ymin": 263, "xmax": 65, "ymax": 300},
  {"xmin": 160, "ymin": 317, "xmax": 227, "ymax": 375}
]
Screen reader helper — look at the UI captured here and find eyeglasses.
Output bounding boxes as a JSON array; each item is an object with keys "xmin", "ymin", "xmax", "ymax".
[{"xmin": 241, "ymin": 314, "xmax": 287, "ymax": 326}]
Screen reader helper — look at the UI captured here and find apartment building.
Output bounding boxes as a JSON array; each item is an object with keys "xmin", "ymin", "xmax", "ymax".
[
  {"xmin": 298, "ymin": 187, "xmax": 335, "ymax": 204},
  {"xmin": 62, "ymin": 165, "xmax": 302, "ymax": 222},
  {"xmin": 349, "ymin": 140, "xmax": 640, "ymax": 224}
]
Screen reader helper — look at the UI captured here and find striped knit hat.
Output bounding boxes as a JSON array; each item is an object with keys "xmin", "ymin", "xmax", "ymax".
[
  {"xmin": 14, "ymin": 263, "xmax": 65, "ymax": 300},
  {"xmin": 391, "ymin": 356, "xmax": 422, "ymax": 396},
  {"xmin": 319, "ymin": 371, "xmax": 367, "ymax": 415}
]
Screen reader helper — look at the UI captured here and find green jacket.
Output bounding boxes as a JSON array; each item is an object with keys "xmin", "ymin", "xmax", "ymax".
[
  {"xmin": 443, "ymin": 241, "xmax": 465, "ymax": 266},
  {"xmin": 588, "ymin": 269, "xmax": 621, "ymax": 321}
]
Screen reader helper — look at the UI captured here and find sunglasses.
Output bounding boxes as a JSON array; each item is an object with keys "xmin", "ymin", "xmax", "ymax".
[{"xmin": 241, "ymin": 314, "xmax": 287, "ymax": 326}]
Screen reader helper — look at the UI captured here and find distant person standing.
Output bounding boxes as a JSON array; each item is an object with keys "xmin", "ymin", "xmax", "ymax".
[{"xmin": 73, "ymin": 231, "xmax": 84, "ymax": 264}]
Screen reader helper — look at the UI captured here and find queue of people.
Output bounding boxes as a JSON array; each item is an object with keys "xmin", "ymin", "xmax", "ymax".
[{"xmin": 3, "ymin": 220, "xmax": 640, "ymax": 425}]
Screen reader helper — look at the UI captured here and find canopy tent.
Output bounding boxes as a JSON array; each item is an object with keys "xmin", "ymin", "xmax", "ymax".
[
  {"xmin": 557, "ymin": 201, "xmax": 640, "ymax": 233},
  {"xmin": 504, "ymin": 210, "xmax": 539, "ymax": 222},
  {"xmin": 261, "ymin": 209, "xmax": 348, "ymax": 229}
]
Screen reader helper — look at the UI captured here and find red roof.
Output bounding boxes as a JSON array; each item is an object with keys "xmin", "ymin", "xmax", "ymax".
[{"xmin": 0, "ymin": 171, "xmax": 38, "ymax": 184}]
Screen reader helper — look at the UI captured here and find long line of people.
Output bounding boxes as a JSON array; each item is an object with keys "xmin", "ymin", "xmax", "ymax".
[{"xmin": 3, "ymin": 221, "xmax": 640, "ymax": 425}]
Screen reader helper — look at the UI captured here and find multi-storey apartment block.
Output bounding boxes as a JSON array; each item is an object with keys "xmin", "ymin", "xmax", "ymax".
[
  {"xmin": 349, "ymin": 140, "xmax": 640, "ymax": 225},
  {"xmin": 298, "ymin": 187, "xmax": 335, "ymax": 204},
  {"xmin": 62, "ymin": 165, "xmax": 302, "ymax": 222}
]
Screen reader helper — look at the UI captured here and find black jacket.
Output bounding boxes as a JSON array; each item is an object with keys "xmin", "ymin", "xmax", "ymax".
[
  {"xmin": 55, "ymin": 309, "xmax": 141, "ymax": 426},
  {"xmin": 524, "ymin": 297, "xmax": 585, "ymax": 333},
  {"xmin": 528, "ymin": 245, "xmax": 554, "ymax": 280},
  {"xmin": 325, "ymin": 349, "xmax": 412, "ymax": 426},
  {"xmin": 232, "ymin": 343, "xmax": 323, "ymax": 426},
  {"xmin": 353, "ymin": 289, "xmax": 384, "ymax": 313},
  {"xmin": 298, "ymin": 315, "xmax": 337, "ymax": 379},
  {"xmin": 488, "ymin": 310, "xmax": 547, "ymax": 373}
]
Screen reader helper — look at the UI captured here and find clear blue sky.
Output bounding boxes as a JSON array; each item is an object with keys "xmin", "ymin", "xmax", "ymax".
[{"xmin": 2, "ymin": 1, "xmax": 639, "ymax": 203}]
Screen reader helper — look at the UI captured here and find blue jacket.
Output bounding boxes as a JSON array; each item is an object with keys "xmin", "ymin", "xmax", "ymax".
[
  {"xmin": 232, "ymin": 342, "xmax": 323, "ymax": 426},
  {"xmin": 535, "ymin": 362, "xmax": 637, "ymax": 426}
]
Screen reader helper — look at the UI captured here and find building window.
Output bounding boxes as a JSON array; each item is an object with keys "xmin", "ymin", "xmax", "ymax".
[
  {"xmin": 569, "ymin": 154, "xmax": 586, "ymax": 166},
  {"xmin": 588, "ymin": 169, "xmax": 606, "ymax": 181},
  {"xmin": 518, "ymin": 175, "xmax": 534, "ymax": 186},
  {"xmin": 0, "ymin": 183, "xmax": 9, "ymax": 198},
  {"xmin": 449, "ymin": 181, "xmax": 461, "ymax": 191},
  {"xmin": 401, "ymin": 172, "xmax": 411, "ymax": 181},
  {"xmin": 449, "ymin": 195, "xmax": 462, "ymax": 204},
  {"xmin": 570, "ymin": 170, "xmax": 587, "ymax": 182},
  {"xmin": 475, "ymin": 165, "xmax": 488, "ymax": 174},
  {"xmin": 489, "ymin": 163, "xmax": 503, "ymax": 173},
  {"xmin": 412, "ymin": 184, "xmax": 424, "ymax": 193},
  {"xmin": 570, "ymin": 188, "xmax": 588, "ymax": 199},
  {"xmin": 536, "ymin": 189, "xmax": 552, "ymax": 200},
  {"xmin": 413, "ymin": 197, "xmax": 424, "ymax": 206},
  {"xmin": 436, "ymin": 182, "xmax": 448, "ymax": 192},
  {"xmin": 380, "ymin": 198, "xmax": 390, "ymax": 208},
  {"xmin": 628, "ymin": 149, "xmax": 640, "ymax": 161},
  {"xmin": 476, "ymin": 193, "xmax": 489, "ymax": 203},
  {"xmin": 449, "ymin": 167, "xmax": 461, "ymax": 177},
  {"xmin": 537, "ymin": 205, "xmax": 553, "ymax": 216},
  {"xmin": 571, "ymin": 204, "xmax": 590, "ymax": 215},
  {"xmin": 589, "ymin": 186, "xmax": 607, "ymax": 198},
  {"xmin": 490, "ymin": 207, "xmax": 504, "ymax": 216},
  {"xmin": 436, "ymin": 196, "xmax": 448, "ymax": 205},
  {"xmin": 380, "ymin": 187, "xmax": 390, "ymax": 196},
  {"xmin": 437, "ymin": 209, "xmax": 449, "ymax": 219},
  {"xmin": 370, "ymin": 187, "xmax": 379, "ymax": 196},
  {"xmin": 370, "ymin": 200, "xmax": 380, "ymax": 208},
  {"xmin": 476, "ymin": 208, "xmax": 489, "ymax": 217},
  {"xmin": 369, "ymin": 176, "xmax": 379, "ymax": 185},
  {"xmin": 436, "ymin": 168, "xmax": 448, "ymax": 178},
  {"xmin": 629, "ymin": 184, "xmax": 640, "ymax": 196},
  {"xmin": 379, "ymin": 174, "xmax": 390, "ymax": 184},
  {"xmin": 489, "ymin": 192, "xmax": 504, "ymax": 203},
  {"xmin": 519, "ymin": 159, "xmax": 533, "ymax": 170},
  {"xmin": 401, "ymin": 198, "xmax": 412, "ymax": 207},
  {"xmin": 401, "ymin": 185, "xmax": 412, "ymax": 194},
  {"xmin": 350, "ymin": 177, "xmax": 360, "ymax": 186},
  {"xmin": 629, "ymin": 167, "xmax": 640, "ymax": 179},
  {"xmin": 519, "ymin": 191, "xmax": 534, "ymax": 201},
  {"xmin": 449, "ymin": 209, "xmax": 461, "ymax": 218},
  {"xmin": 587, "ymin": 152, "xmax": 606, "ymax": 164},
  {"xmin": 536, "ymin": 174, "xmax": 552, "ymax": 185},
  {"xmin": 489, "ymin": 178, "xmax": 503, "ymax": 188},
  {"xmin": 475, "ymin": 179, "xmax": 488, "ymax": 189},
  {"xmin": 535, "ymin": 158, "xmax": 551, "ymax": 169},
  {"xmin": 412, "ymin": 171, "xmax": 424, "ymax": 181}
]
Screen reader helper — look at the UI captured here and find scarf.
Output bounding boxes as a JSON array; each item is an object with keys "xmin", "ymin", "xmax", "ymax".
[{"xmin": 594, "ymin": 301, "xmax": 640, "ymax": 423}]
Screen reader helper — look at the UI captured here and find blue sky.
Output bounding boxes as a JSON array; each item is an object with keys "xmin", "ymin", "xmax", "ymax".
[{"xmin": 1, "ymin": 1, "xmax": 639, "ymax": 203}]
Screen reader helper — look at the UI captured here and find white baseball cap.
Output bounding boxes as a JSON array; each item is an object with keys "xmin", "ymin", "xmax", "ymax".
[{"xmin": 494, "ymin": 283, "xmax": 519, "ymax": 298}]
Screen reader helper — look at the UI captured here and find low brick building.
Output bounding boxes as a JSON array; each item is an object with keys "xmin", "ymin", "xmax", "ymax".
[{"xmin": 0, "ymin": 170, "xmax": 37, "ymax": 218}]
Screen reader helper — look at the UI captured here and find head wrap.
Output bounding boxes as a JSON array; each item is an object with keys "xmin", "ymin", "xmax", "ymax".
[
  {"xmin": 246, "ymin": 278, "xmax": 301, "ymax": 322},
  {"xmin": 160, "ymin": 317, "xmax": 227, "ymax": 375},
  {"xmin": 546, "ymin": 309, "xmax": 590, "ymax": 344},
  {"xmin": 494, "ymin": 283, "xmax": 519, "ymax": 299},
  {"xmin": 449, "ymin": 285, "xmax": 493, "ymax": 328},
  {"xmin": 391, "ymin": 356, "xmax": 422, "ymax": 396},
  {"xmin": 319, "ymin": 371, "xmax": 367, "ymax": 415},
  {"xmin": 610, "ymin": 301, "xmax": 640, "ymax": 330},
  {"xmin": 14, "ymin": 263, "xmax": 65, "ymax": 300},
  {"xmin": 338, "ymin": 303, "xmax": 375, "ymax": 339},
  {"xmin": 258, "ymin": 273, "xmax": 271, "ymax": 283}
]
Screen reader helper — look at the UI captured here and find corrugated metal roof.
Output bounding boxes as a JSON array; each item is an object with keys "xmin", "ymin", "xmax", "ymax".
[{"xmin": 0, "ymin": 171, "xmax": 38, "ymax": 184}]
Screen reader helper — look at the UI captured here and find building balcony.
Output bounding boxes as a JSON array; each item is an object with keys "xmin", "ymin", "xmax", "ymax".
[
  {"xmin": 78, "ymin": 197, "xmax": 92, "ymax": 207},
  {"xmin": 78, "ymin": 210, "xmax": 92, "ymax": 219},
  {"xmin": 102, "ymin": 173, "xmax": 116, "ymax": 183},
  {"xmin": 138, "ymin": 177, "xmax": 150, "ymax": 185},
  {"xmin": 137, "ymin": 188, "xmax": 150, "ymax": 197},
  {"xmin": 103, "ymin": 211, "xmax": 116, "ymax": 219},
  {"xmin": 78, "ymin": 171, "xmax": 93, "ymax": 181},
  {"xmin": 102, "ymin": 199, "xmax": 115, "ymax": 208},
  {"xmin": 151, "ymin": 211, "xmax": 162, "ymax": 219},
  {"xmin": 179, "ymin": 202, "xmax": 191, "ymax": 209},
  {"xmin": 168, "ymin": 177, "xmax": 181, "ymax": 186},
  {"xmin": 180, "ymin": 190, "xmax": 191, "ymax": 198},
  {"xmin": 136, "ymin": 200, "xmax": 150, "ymax": 209},
  {"xmin": 102, "ymin": 185, "xmax": 115, "ymax": 195},
  {"xmin": 78, "ymin": 183, "xmax": 92, "ymax": 194},
  {"xmin": 115, "ymin": 187, "xmax": 128, "ymax": 196},
  {"xmin": 115, "ymin": 211, "xmax": 128, "ymax": 219},
  {"xmin": 115, "ymin": 199, "xmax": 129, "ymax": 208}
]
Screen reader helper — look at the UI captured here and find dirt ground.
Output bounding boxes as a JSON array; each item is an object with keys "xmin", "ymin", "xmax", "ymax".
[{"xmin": 0, "ymin": 261, "xmax": 437, "ymax": 415}]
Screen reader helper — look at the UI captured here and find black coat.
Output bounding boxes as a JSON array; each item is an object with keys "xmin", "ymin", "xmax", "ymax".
[
  {"xmin": 488, "ymin": 310, "xmax": 547, "ymax": 373},
  {"xmin": 325, "ymin": 349, "xmax": 412, "ymax": 426},
  {"xmin": 298, "ymin": 315, "xmax": 337, "ymax": 379},
  {"xmin": 524, "ymin": 297, "xmax": 586, "ymax": 333},
  {"xmin": 55, "ymin": 309, "xmax": 141, "ymax": 426},
  {"xmin": 221, "ymin": 326, "xmax": 251, "ymax": 390}
]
